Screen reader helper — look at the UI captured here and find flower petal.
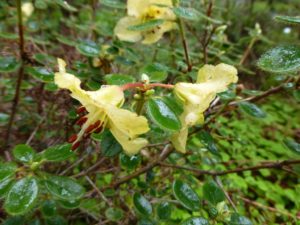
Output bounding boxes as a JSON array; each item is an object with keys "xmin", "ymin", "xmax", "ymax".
[
  {"xmin": 114, "ymin": 17, "xmax": 142, "ymax": 42},
  {"xmin": 142, "ymin": 21, "xmax": 175, "ymax": 44},
  {"xmin": 170, "ymin": 126, "xmax": 188, "ymax": 153},
  {"xmin": 87, "ymin": 86, "xmax": 124, "ymax": 107}
]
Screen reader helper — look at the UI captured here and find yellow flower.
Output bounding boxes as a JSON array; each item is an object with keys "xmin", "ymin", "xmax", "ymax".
[
  {"xmin": 55, "ymin": 59, "xmax": 150, "ymax": 155},
  {"xmin": 114, "ymin": 0, "xmax": 176, "ymax": 44},
  {"xmin": 21, "ymin": 2, "xmax": 34, "ymax": 21},
  {"xmin": 171, "ymin": 63, "xmax": 238, "ymax": 153}
]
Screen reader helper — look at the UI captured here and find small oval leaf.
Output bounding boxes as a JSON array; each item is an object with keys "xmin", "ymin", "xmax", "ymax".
[
  {"xmin": 257, "ymin": 45, "xmax": 300, "ymax": 73},
  {"xmin": 229, "ymin": 213, "xmax": 253, "ymax": 225},
  {"xmin": 0, "ymin": 57, "xmax": 21, "ymax": 72},
  {"xmin": 133, "ymin": 193, "xmax": 152, "ymax": 217},
  {"xmin": 105, "ymin": 207, "xmax": 124, "ymax": 221},
  {"xmin": 197, "ymin": 131, "xmax": 219, "ymax": 156},
  {"xmin": 284, "ymin": 139, "xmax": 300, "ymax": 154},
  {"xmin": 12, "ymin": 144, "xmax": 36, "ymax": 163},
  {"xmin": 275, "ymin": 15, "xmax": 300, "ymax": 25},
  {"xmin": 104, "ymin": 74, "xmax": 136, "ymax": 85},
  {"xmin": 172, "ymin": 180, "xmax": 200, "ymax": 211},
  {"xmin": 173, "ymin": 7, "xmax": 200, "ymax": 21},
  {"xmin": 146, "ymin": 98, "xmax": 181, "ymax": 131},
  {"xmin": 120, "ymin": 153, "xmax": 141, "ymax": 170},
  {"xmin": 26, "ymin": 67, "xmax": 54, "ymax": 82},
  {"xmin": 203, "ymin": 181, "xmax": 225, "ymax": 205},
  {"xmin": 181, "ymin": 217, "xmax": 210, "ymax": 225},
  {"xmin": 157, "ymin": 202, "xmax": 171, "ymax": 220},
  {"xmin": 41, "ymin": 144, "xmax": 74, "ymax": 162},
  {"xmin": 100, "ymin": 0, "xmax": 126, "ymax": 9},
  {"xmin": 45, "ymin": 176, "xmax": 85, "ymax": 201},
  {"xmin": 239, "ymin": 102, "xmax": 266, "ymax": 118},
  {"xmin": 76, "ymin": 41, "xmax": 100, "ymax": 57},
  {"xmin": 4, "ymin": 177, "xmax": 39, "ymax": 215}
]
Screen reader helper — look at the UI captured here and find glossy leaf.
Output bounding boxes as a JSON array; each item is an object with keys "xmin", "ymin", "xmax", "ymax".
[
  {"xmin": 239, "ymin": 102, "xmax": 266, "ymax": 118},
  {"xmin": 41, "ymin": 200, "xmax": 57, "ymax": 217},
  {"xmin": 76, "ymin": 41, "xmax": 100, "ymax": 57},
  {"xmin": 54, "ymin": 0, "xmax": 77, "ymax": 12},
  {"xmin": 197, "ymin": 131, "xmax": 219, "ymax": 156},
  {"xmin": 128, "ymin": 19, "xmax": 164, "ymax": 31},
  {"xmin": 173, "ymin": 7, "xmax": 200, "ymax": 21},
  {"xmin": 104, "ymin": 74, "xmax": 135, "ymax": 85},
  {"xmin": 229, "ymin": 213, "xmax": 253, "ymax": 225},
  {"xmin": 172, "ymin": 180, "xmax": 200, "ymax": 211},
  {"xmin": 33, "ymin": 53, "xmax": 56, "ymax": 66},
  {"xmin": 275, "ymin": 15, "xmax": 300, "ymax": 24},
  {"xmin": 45, "ymin": 176, "xmax": 85, "ymax": 200},
  {"xmin": 141, "ymin": 63, "xmax": 168, "ymax": 82},
  {"xmin": 157, "ymin": 202, "xmax": 171, "ymax": 220},
  {"xmin": 284, "ymin": 139, "xmax": 300, "ymax": 154},
  {"xmin": 41, "ymin": 144, "xmax": 74, "ymax": 162},
  {"xmin": 203, "ymin": 181, "xmax": 225, "ymax": 205},
  {"xmin": 4, "ymin": 177, "xmax": 39, "ymax": 215},
  {"xmin": 181, "ymin": 217, "xmax": 210, "ymax": 225},
  {"xmin": 105, "ymin": 207, "xmax": 124, "ymax": 221},
  {"xmin": 12, "ymin": 144, "xmax": 36, "ymax": 163},
  {"xmin": 100, "ymin": 0, "xmax": 126, "ymax": 9},
  {"xmin": 0, "ymin": 57, "xmax": 21, "ymax": 72},
  {"xmin": 101, "ymin": 130, "xmax": 123, "ymax": 157},
  {"xmin": 146, "ymin": 98, "xmax": 181, "ymax": 131},
  {"xmin": 26, "ymin": 67, "xmax": 54, "ymax": 82},
  {"xmin": 257, "ymin": 45, "xmax": 300, "ymax": 73},
  {"xmin": 133, "ymin": 193, "xmax": 152, "ymax": 217},
  {"xmin": 120, "ymin": 153, "xmax": 141, "ymax": 170}
]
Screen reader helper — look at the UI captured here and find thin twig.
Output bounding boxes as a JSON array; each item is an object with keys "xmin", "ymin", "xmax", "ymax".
[
  {"xmin": 85, "ymin": 176, "xmax": 111, "ymax": 206},
  {"xmin": 214, "ymin": 176, "xmax": 237, "ymax": 212},
  {"xmin": 178, "ymin": 18, "xmax": 192, "ymax": 72}
]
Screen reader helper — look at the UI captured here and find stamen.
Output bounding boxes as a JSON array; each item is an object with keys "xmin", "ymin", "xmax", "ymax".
[
  {"xmin": 93, "ymin": 120, "xmax": 101, "ymax": 128},
  {"xmin": 68, "ymin": 134, "xmax": 78, "ymax": 143},
  {"xmin": 85, "ymin": 124, "xmax": 96, "ymax": 133},
  {"xmin": 71, "ymin": 141, "xmax": 80, "ymax": 151},
  {"xmin": 76, "ymin": 117, "xmax": 87, "ymax": 126},
  {"xmin": 94, "ymin": 126, "xmax": 103, "ymax": 134},
  {"xmin": 76, "ymin": 106, "xmax": 86, "ymax": 114}
]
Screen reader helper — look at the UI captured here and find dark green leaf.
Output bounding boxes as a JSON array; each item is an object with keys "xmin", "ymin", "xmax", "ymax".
[
  {"xmin": 12, "ymin": 144, "xmax": 36, "ymax": 163},
  {"xmin": 284, "ymin": 139, "xmax": 300, "ymax": 154},
  {"xmin": 157, "ymin": 202, "xmax": 171, "ymax": 220},
  {"xmin": 239, "ymin": 102, "xmax": 266, "ymax": 118},
  {"xmin": 181, "ymin": 217, "xmax": 210, "ymax": 225},
  {"xmin": 173, "ymin": 7, "xmax": 200, "ymax": 21},
  {"xmin": 146, "ymin": 98, "xmax": 181, "ymax": 131},
  {"xmin": 41, "ymin": 144, "xmax": 74, "ymax": 162},
  {"xmin": 45, "ymin": 216, "xmax": 67, "ymax": 225},
  {"xmin": 141, "ymin": 63, "xmax": 168, "ymax": 82},
  {"xmin": 58, "ymin": 199, "xmax": 80, "ymax": 209},
  {"xmin": 128, "ymin": 19, "xmax": 164, "ymax": 31},
  {"xmin": 120, "ymin": 153, "xmax": 141, "ymax": 170},
  {"xmin": 54, "ymin": 0, "xmax": 77, "ymax": 12},
  {"xmin": 41, "ymin": 200, "xmax": 57, "ymax": 217},
  {"xmin": 3, "ymin": 217, "xmax": 24, "ymax": 225},
  {"xmin": 45, "ymin": 176, "xmax": 85, "ymax": 200},
  {"xmin": 197, "ymin": 131, "xmax": 219, "ymax": 156},
  {"xmin": 229, "ymin": 213, "xmax": 253, "ymax": 225},
  {"xmin": 275, "ymin": 15, "xmax": 300, "ymax": 25},
  {"xmin": 105, "ymin": 74, "xmax": 136, "ymax": 85},
  {"xmin": 0, "ymin": 57, "xmax": 21, "ymax": 72},
  {"xmin": 105, "ymin": 207, "xmax": 124, "ymax": 221},
  {"xmin": 101, "ymin": 130, "xmax": 123, "ymax": 157},
  {"xmin": 33, "ymin": 53, "xmax": 56, "ymax": 66},
  {"xmin": 26, "ymin": 67, "xmax": 54, "ymax": 82},
  {"xmin": 133, "ymin": 193, "xmax": 152, "ymax": 217},
  {"xmin": 293, "ymin": 90, "xmax": 300, "ymax": 102},
  {"xmin": 76, "ymin": 41, "xmax": 100, "ymax": 57},
  {"xmin": 138, "ymin": 218, "xmax": 156, "ymax": 225},
  {"xmin": 4, "ymin": 177, "xmax": 39, "ymax": 215},
  {"xmin": 172, "ymin": 180, "xmax": 200, "ymax": 211},
  {"xmin": 257, "ymin": 45, "xmax": 300, "ymax": 73},
  {"xmin": 203, "ymin": 181, "xmax": 225, "ymax": 205},
  {"xmin": 100, "ymin": 0, "xmax": 126, "ymax": 9}
]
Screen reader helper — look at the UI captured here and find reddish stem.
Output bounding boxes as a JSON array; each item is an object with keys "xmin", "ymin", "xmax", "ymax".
[{"xmin": 121, "ymin": 82, "xmax": 174, "ymax": 91}]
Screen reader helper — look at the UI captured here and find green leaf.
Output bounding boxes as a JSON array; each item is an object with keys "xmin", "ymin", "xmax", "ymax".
[
  {"xmin": 138, "ymin": 218, "xmax": 156, "ymax": 225},
  {"xmin": 33, "ymin": 53, "xmax": 56, "ymax": 66},
  {"xmin": 4, "ymin": 177, "xmax": 39, "ymax": 215},
  {"xmin": 101, "ymin": 130, "xmax": 123, "ymax": 157},
  {"xmin": 197, "ymin": 131, "xmax": 219, "ymax": 156},
  {"xmin": 58, "ymin": 199, "xmax": 80, "ymax": 209},
  {"xmin": 141, "ymin": 63, "xmax": 168, "ymax": 82},
  {"xmin": 293, "ymin": 90, "xmax": 300, "ymax": 102},
  {"xmin": 54, "ymin": 0, "xmax": 77, "ymax": 12},
  {"xmin": 146, "ymin": 98, "xmax": 181, "ymax": 131},
  {"xmin": 0, "ymin": 113, "xmax": 9, "ymax": 123},
  {"xmin": 181, "ymin": 217, "xmax": 210, "ymax": 225},
  {"xmin": 41, "ymin": 200, "xmax": 57, "ymax": 217},
  {"xmin": 173, "ymin": 7, "xmax": 200, "ymax": 21},
  {"xmin": 275, "ymin": 15, "xmax": 300, "ymax": 25},
  {"xmin": 76, "ymin": 41, "xmax": 100, "ymax": 57},
  {"xmin": 0, "ymin": 57, "xmax": 21, "ymax": 72},
  {"xmin": 3, "ymin": 217, "xmax": 25, "ymax": 225},
  {"xmin": 12, "ymin": 144, "xmax": 36, "ymax": 163},
  {"xmin": 26, "ymin": 67, "xmax": 54, "ymax": 82},
  {"xmin": 284, "ymin": 139, "xmax": 300, "ymax": 154},
  {"xmin": 128, "ymin": 19, "xmax": 164, "ymax": 31},
  {"xmin": 157, "ymin": 202, "xmax": 171, "ymax": 220},
  {"xmin": 172, "ymin": 180, "xmax": 201, "ymax": 211},
  {"xmin": 0, "ymin": 162, "xmax": 17, "ymax": 198},
  {"xmin": 104, "ymin": 74, "xmax": 136, "ymax": 85},
  {"xmin": 105, "ymin": 207, "xmax": 124, "ymax": 221},
  {"xmin": 239, "ymin": 102, "xmax": 266, "ymax": 118},
  {"xmin": 120, "ymin": 153, "xmax": 141, "ymax": 170},
  {"xmin": 45, "ymin": 216, "xmax": 67, "ymax": 225},
  {"xmin": 203, "ymin": 181, "xmax": 225, "ymax": 205},
  {"xmin": 162, "ymin": 96, "xmax": 184, "ymax": 116},
  {"xmin": 133, "ymin": 193, "xmax": 152, "ymax": 217},
  {"xmin": 41, "ymin": 144, "xmax": 74, "ymax": 162},
  {"xmin": 45, "ymin": 176, "xmax": 85, "ymax": 201},
  {"xmin": 257, "ymin": 45, "xmax": 300, "ymax": 73},
  {"xmin": 100, "ymin": 0, "xmax": 126, "ymax": 9},
  {"xmin": 229, "ymin": 213, "xmax": 253, "ymax": 225}
]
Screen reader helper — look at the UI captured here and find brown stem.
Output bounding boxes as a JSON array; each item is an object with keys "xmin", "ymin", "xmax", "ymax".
[
  {"xmin": 178, "ymin": 19, "xmax": 192, "ymax": 72},
  {"xmin": 4, "ymin": 0, "xmax": 26, "ymax": 149},
  {"xmin": 159, "ymin": 159, "xmax": 300, "ymax": 176}
]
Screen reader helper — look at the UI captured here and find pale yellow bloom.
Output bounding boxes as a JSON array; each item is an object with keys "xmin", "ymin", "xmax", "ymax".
[
  {"xmin": 55, "ymin": 59, "xmax": 149, "ymax": 155},
  {"xmin": 114, "ymin": 0, "xmax": 176, "ymax": 44},
  {"xmin": 171, "ymin": 64, "xmax": 238, "ymax": 153},
  {"xmin": 21, "ymin": 2, "xmax": 34, "ymax": 21}
]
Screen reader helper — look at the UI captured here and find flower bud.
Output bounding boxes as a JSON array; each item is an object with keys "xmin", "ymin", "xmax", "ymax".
[
  {"xmin": 141, "ymin": 73, "xmax": 150, "ymax": 84},
  {"xmin": 145, "ymin": 89, "xmax": 155, "ymax": 96},
  {"xmin": 134, "ymin": 94, "xmax": 141, "ymax": 100}
]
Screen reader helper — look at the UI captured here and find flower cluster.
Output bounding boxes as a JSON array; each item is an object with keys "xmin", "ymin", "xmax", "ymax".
[{"xmin": 114, "ymin": 0, "xmax": 176, "ymax": 44}]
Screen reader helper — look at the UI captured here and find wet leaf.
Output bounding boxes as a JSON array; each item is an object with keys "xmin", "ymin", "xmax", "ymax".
[
  {"xmin": 12, "ymin": 144, "xmax": 36, "ymax": 163},
  {"xmin": 133, "ymin": 193, "xmax": 152, "ymax": 217}
]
